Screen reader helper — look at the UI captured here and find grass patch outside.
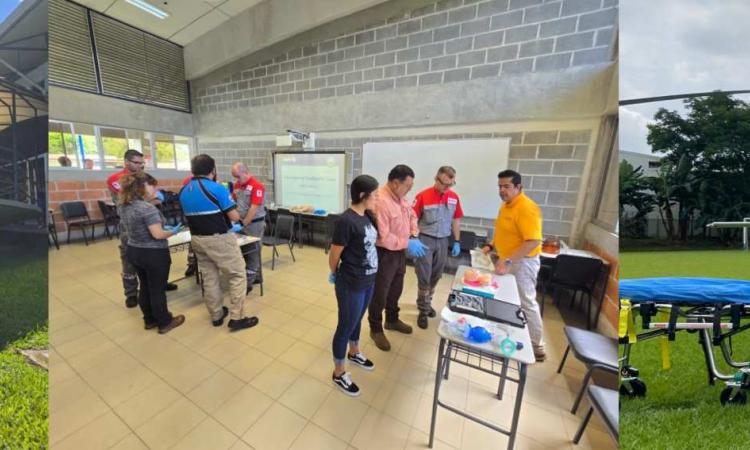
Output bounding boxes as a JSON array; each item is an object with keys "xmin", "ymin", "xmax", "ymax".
[
  {"xmin": 0, "ymin": 327, "xmax": 48, "ymax": 449},
  {"xmin": 620, "ymin": 249, "xmax": 750, "ymax": 280},
  {"xmin": 0, "ymin": 252, "xmax": 48, "ymax": 449},
  {"xmin": 620, "ymin": 250, "xmax": 750, "ymax": 450}
]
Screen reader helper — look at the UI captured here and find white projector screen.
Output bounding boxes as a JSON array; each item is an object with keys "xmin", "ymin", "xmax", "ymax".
[
  {"xmin": 363, "ymin": 139, "xmax": 510, "ymax": 218},
  {"xmin": 273, "ymin": 152, "xmax": 346, "ymax": 213}
]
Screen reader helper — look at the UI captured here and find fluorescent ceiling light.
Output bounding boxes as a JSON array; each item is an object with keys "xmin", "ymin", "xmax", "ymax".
[{"xmin": 125, "ymin": 0, "xmax": 169, "ymax": 19}]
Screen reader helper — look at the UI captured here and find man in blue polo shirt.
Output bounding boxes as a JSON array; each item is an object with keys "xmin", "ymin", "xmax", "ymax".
[{"xmin": 179, "ymin": 154, "xmax": 259, "ymax": 332}]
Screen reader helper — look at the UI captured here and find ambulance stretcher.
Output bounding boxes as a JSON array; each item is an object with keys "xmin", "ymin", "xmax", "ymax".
[{"xmin": 619, "ymin": 278, "xmax": 750, "ymax": 405}]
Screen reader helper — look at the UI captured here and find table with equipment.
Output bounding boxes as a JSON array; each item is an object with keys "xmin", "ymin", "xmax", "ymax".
[
  {"xmin": 429, "ymin": 265, "xmax": 534, "ymax": 450},
  {"xmin": 167, "ymin": 231, "xmax": 261, "ymax": 292}
]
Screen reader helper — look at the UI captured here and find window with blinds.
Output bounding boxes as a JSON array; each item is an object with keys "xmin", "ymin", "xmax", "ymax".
[
  {"xmin": 48, "ymin": 0, "xmax": 98, "ymax": 92},
  {"xmin": 48, "ymin": 0, "xmax": 190, "ymax": 112}
]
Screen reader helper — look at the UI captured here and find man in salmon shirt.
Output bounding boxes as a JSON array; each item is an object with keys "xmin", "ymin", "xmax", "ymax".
[
  {"xmin": 482, "ymin": 170, "xmax": 545, "ymax": 362},
  {"xmin": 368, "ymin": 165, "xmax": 428, "ymax": 351}
]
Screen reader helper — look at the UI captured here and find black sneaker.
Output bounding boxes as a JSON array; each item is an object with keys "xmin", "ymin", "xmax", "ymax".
[
  {"xmin": 228, "ymin": 316, "xmax": 259, "ymax": 332},
  {"xmin": 427, "ymin": 306, "xmax": 436, "ymax": 318},
  {"xmin": 332, "ymin": 372, "xmax": 360, "ymax": 397},
  {"xmin": 212, "ymin": 306, "xmax": 229, "ymax": 327},
  {"xmin": 417, "ymin": 313, "xmax": 428, "ymax": 330},
  {"xmin": 165, "ymin": 282, "xmax": 178, "ymax": 291},
  {"xmin": 347, "ymin": 352, "xmax": 375, "ymax": 371},
  {"xmin": 125, "ymin": 296, "xmax": 138, "ymax": 308}
]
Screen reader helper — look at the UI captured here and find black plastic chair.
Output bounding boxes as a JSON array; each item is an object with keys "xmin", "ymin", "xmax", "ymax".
[
  {"xmin": 557, "ymin": 326, "xmax": 618, "ymax": 414},
  {"xmin": 48, "ymin": 210, "xmax": 59, "ymax": 250},
  {"xmin": 324, "ymin": 214, "xmax": 341, "ymax": 254},
  {"xmin": 458, "ymin": 230, "xmax": 477, "ymax": 253},
  {"xmin": 97, "ymin": 200, "xmax": 120, "ymax": 239},
  {"xmin": 573, "ymin": 385, "xmax": 618, "ymax": 445},
  {"xmin": 60, "ymin": 201, "xmax": 106, "ymax": 245},
  {"xmin": 545, "ymin": 254, "xmax": 605, "ymax": 330},
  {"xmin": 262, "ymin": 214, "xmax": 296, "ymax": 270}
]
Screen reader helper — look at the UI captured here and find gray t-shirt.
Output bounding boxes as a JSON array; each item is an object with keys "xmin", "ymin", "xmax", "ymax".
[{"xmin": 120, "ymin": 200, "xmax": 167, "ymax": 249}]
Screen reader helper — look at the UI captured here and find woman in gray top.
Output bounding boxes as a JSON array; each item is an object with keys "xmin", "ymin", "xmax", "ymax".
[{"xmin": 119, "ymin": 172, "xmax": 185, "ymax": 334}]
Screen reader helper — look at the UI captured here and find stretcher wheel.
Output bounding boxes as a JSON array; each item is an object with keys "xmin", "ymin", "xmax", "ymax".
[
  {"xmin": 720, "ymin": 388, "xmax": 747, "ymax": 406},
  {"xmin": 619, "ymin": 379, "xmax": 647, "ymax": 398}
]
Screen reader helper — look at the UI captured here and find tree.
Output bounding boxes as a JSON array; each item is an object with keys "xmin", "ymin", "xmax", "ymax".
[
  {"xmin": 619, "ymin": 160, "xmax": 656, "ymax": 237},
  {"xmin": 646, "ymin": 93, "xmax": 750, "ymax": 242}
]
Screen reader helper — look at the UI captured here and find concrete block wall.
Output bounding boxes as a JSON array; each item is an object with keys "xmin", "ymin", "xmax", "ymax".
[
  {"xmin": 193, "ymin": 0, "xmax": 617, "ymax": 113},
  {"xmin": 48, "ymin": 178, "xmax": 184, "ymax": 234},
  {"xmin": 199, "ymin": 127, "xmax": 592, "ymax": 240}
]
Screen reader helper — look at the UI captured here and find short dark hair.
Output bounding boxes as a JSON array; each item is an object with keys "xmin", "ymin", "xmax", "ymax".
[
  {"xmin": 437, "ymin": 166, "xmax": 456, "ymax": 178},
  {"xmin": 498, "ymin": 170, "xmax": 522, "ymax": 186},
  {"xmin": 124, "ymin": 149, "xmax": 144, "ymax": 161},
  {"xmin": 191, "ymin": 154, "xmax": 216, "ymax": 176},
  {"xmin": 388, "ymin": 164, "xmax": 415, "ymax": 182}
]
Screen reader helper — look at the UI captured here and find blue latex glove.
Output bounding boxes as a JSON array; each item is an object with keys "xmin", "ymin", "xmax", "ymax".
[
  {"xmin": 229, "ymin": 223, "xmax": 243, "ymax": 233},
  {"xmin": 164, "ymin": 222, "xmax": 182, "ymax": 233},
  {"xmin": 407, "ymin": 238, "xmax": 428, "ymax": 258},
  {"xmin": 155, "ymin": 191, "xmax": 165, "ymax": 202},
  {"xmin": 451, "ymin": 241, "xmax": 461, "ymax": 257},
  {"xmin": 328, "ymin": 272, "xmax": 336, "ymax": 284}
]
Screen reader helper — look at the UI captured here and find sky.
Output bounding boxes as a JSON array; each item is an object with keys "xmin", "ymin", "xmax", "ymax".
[
  {"xmin": 0, "ymin": 0, "xmax": 22, "ymax": 23},
  {"xmin": 620, "ymin": 0, "xmax": 750, "ymax": 154}
]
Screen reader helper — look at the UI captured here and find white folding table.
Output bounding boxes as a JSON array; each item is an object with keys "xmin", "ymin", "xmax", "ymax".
[{"xmin": 429, "ymin": 265, "xmax": 534, "ymax": 450}]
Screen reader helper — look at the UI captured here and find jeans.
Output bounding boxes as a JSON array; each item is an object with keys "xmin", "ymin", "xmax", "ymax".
[
  {"xmin": 126, "ymin": 246, "xmax": 173, "ymax": 327},
  {"xmin": 333, "ymin": 276, "xmax": 375, "ymax": 364}
]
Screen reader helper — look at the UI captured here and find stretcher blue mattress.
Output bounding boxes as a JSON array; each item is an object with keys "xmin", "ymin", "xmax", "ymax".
[{"xmin": 620, "ymin": 278, "xmax": 750, "ymax": 303}]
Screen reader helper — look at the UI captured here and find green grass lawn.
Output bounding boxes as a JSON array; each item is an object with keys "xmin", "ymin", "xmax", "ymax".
[
  {"xmin": 620, "ymin": 249, "xmax": 750, "ymax": 450},
  {"xmin": 0, "ymin": 327, "xmax": 48, "ymax": 449},
  {"xmin": 620, "ymin": 249, "xmax": 750, "ymax": 280},
  {"xmin": 0, "ymin": 252, "xmax": 48, "ymax": 449}
]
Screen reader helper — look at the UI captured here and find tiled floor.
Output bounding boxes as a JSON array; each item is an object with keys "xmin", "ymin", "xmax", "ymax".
[{"xmin": 49, "ymin": 238, "xmax": 617, "ymax": 450}]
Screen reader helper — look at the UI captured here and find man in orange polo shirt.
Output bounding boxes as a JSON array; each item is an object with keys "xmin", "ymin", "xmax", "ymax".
[
  {"xmin": 482, "ymin": 169, "xmax": 545, "ymax": 361},
  {"xmin": 412, "ymin": 166, "xmax": 464, "ymax": 329}
]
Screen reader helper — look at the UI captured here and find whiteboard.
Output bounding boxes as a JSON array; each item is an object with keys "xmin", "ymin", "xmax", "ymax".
[{"xmin": 363, "ymin": 139, "xmax": 510, "ymax": 218}]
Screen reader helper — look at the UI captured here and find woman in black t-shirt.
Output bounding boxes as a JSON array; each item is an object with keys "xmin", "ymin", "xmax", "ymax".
[{"xmin": 328, "ymin": 174, "xmax": 380, "ymax": 396}]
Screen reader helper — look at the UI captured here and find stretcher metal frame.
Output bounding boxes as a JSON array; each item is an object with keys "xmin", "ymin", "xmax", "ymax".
[{"xmin": 620, "ymin": 299, "xmax": 750, "ymax": 405}]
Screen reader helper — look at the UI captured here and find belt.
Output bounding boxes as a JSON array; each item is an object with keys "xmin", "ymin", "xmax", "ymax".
[
  {"xmin": 419, "ymin": 233, "xmax": 450, "ymax": 240},
  {"xmin": 192, "ymin": 232, "xmax": 229, "ymax": 237},
  {"xmin": 251, "ymin": 216, "xmax": 265, "ymax": 224}
]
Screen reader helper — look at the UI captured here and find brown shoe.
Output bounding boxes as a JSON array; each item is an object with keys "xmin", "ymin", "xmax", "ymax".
[
  {"xmin": 384, "ymin": 319, "xmax": 412, "ymax": 334},
  {"xmin": 370, "ymin": 331, "xmax": 391, "ymax": 351},
  {"xmin": 158, "ymin": 315, "xmax": 185, "ymax": 334}
]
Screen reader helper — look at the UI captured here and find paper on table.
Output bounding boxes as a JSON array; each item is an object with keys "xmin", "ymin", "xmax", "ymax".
[{"xmin": 470, "ymin": 249, "xmax": 495, "ymax": 271}]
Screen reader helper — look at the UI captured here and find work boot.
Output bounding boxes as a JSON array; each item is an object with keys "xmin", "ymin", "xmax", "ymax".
[
  {"xmin": 158, "ymin": 315, "xmax": 185, "ymax": 334},
  {"xmin": 370, "ymin": 331, "xmax": 391, "ymax": 351},
  {"xmin": 417, "ymin": 313, "xmax": 428, "ymax": 330},
  {"xmin": 125, "ymin": 296, "xmax": 138, "ymax": 308},
  {"xmin": 384, "ymin": 319, "xmax": 413, "ymax": 334},
  {"xmin": 228, "ymin": 316, "xmax": 259, "ymax": 332}
]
